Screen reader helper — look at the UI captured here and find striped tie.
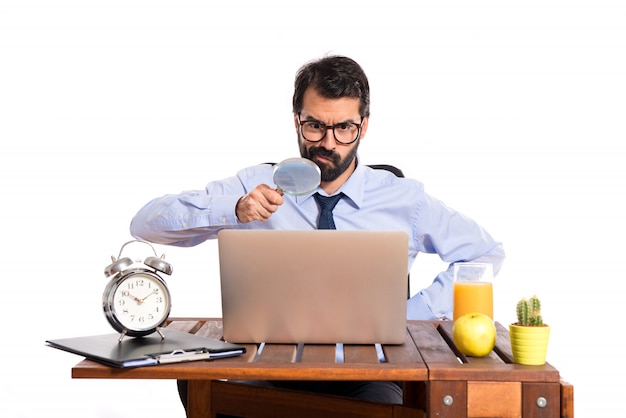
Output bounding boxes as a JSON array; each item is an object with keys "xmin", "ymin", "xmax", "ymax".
[{"xmin": 314, "ymin": 193, "xmax": 343, "ymax": 230}]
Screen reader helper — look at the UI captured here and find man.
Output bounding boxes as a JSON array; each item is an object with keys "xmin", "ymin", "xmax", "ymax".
[{"xmin": 130, "ymin": 55, "xmax": 505, "ymax": 405}]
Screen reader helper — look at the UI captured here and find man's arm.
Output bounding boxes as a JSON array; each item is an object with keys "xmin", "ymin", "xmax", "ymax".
[
  {"xmin": 129, "ymin": 190, "xmax": 242, "ymax": 246},
  {"xmin": 129, "ymin": 166, "xmax": 282, "ymax": 246},
  {"xmin": 407, "ymin": 192, "xmax": 505, "ymax": 320},
  {"xmin": 406, "ymin": 242, "xmax": 505, "ymax": 320}
]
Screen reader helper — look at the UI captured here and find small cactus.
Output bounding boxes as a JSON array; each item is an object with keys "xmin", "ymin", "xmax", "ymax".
[{"xmin": 516, "ymin": 295, "xmax": 544, "ymax": 326}]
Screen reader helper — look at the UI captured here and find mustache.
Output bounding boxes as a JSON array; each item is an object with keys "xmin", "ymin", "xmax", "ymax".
[{"xmin": 308, "ymin": 146, "xmax": 340, "ymax": 164}]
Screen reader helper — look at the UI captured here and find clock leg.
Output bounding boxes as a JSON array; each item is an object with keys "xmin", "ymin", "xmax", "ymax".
[
  {"xmin": 117, "ymin": 330, "xmax": 127, "ymax": 343},
  {"xmin": 157, "ymin": 327, "xmax": 165, "ymax": 340}
]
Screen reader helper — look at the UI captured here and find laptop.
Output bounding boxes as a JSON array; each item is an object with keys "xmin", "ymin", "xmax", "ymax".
[{"xmin": 218, "ymin": 229, "xmax": 409, "ymax": 344}]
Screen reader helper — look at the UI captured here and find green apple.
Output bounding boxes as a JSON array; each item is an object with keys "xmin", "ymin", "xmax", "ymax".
[{"xmin": 452, "ymin": 312, "xmax": 496, "ymax": 357}]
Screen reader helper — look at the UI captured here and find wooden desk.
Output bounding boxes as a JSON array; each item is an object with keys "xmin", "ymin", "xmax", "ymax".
[{"xmin": 72, "ymin": 318, "xmax": 573, "ymax": 418}]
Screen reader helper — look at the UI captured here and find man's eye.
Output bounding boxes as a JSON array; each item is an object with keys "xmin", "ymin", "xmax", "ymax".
[
  {"xmin": 336, "ymin": 123, "xmax": 351, "ymax": 131},
  {"xmin": 306, "ymin": 121, "xmax": 323, "ymax": 130}
]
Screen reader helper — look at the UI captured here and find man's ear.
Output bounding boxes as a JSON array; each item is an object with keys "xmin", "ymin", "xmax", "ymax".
[
  {"xmin": 293, "ymin": 114, "xmax": 300, "ymax": 133},
  {"xmin": 359, "ymin": 117, "xmax": 369, "ymax": 140}
]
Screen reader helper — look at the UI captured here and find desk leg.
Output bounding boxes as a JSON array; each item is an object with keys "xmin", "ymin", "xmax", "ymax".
[
  {"xmin": 403, "ymin": 381, "xmax": 427, "ymax": 410},
  {"xmin": 427, "ymin": 381, "xmax": 466, "ymax": 418},
  {"xmin": 560, "ymin": 380, "xmax": 575, "ymax": 418},
  {"xmin": 187, "ymin": 380, "xmax": 213, "ymax": 418}
]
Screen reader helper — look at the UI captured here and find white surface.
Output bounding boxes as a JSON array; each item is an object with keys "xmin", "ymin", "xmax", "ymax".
[{"xmin": 2, "ymin": 1, "xmax": 625, "ymax": 417}]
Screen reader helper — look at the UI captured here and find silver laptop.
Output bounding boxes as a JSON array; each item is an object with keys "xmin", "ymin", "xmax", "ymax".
[{"xmin": 218, "ymin": 229, "xmax": 409, "ymax": 344}]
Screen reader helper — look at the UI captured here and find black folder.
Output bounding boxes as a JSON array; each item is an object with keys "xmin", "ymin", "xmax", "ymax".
[{"xmin": 46, "ymin": 328, "xmax": 246, "ymax": 368}]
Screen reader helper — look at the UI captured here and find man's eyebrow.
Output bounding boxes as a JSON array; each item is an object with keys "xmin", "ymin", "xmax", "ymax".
[
  {"xmin": 302, "ymin": 116, "xmax": 358, "ymax": 124},
  {"xmin": 301, "ymin": 115, "xmax": 323, "ymax": 123}
]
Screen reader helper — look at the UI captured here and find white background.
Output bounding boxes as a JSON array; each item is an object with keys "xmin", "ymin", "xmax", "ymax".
[{"xmin": 1, "ymin": 1, "xmax": 624, "ymax": 417}]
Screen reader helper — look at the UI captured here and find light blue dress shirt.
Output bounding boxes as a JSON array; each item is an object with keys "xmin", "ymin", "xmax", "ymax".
[{"xmin": 130, "ymin": 161, "xmax": 505, "ymax": 320}]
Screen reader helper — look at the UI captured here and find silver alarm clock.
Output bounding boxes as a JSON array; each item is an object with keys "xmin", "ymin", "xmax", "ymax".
[{"xmin": 102, "ymin": 240, "xmax": 173, "ymax": 341}]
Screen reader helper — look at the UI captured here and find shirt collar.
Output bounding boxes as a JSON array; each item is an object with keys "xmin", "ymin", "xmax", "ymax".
[{"xmin": 295, "ymin": 155, "xmax": 365, "ymax": 208}]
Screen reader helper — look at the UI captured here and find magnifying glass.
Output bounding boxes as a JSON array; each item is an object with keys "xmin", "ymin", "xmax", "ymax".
[{"xmin": 273, "ymin": 157, "xmax": 321, "ymax": 196}]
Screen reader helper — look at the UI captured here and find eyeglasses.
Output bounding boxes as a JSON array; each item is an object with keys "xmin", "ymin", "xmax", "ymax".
[{"xmin": 297, "ymin": 114, "xmax": 363, "ymax": 145}]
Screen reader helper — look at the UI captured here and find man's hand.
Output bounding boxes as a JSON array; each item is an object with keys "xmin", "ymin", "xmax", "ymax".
[{"xmin": 236, "ymin": 184, "xmax": 284, "ymax": 223}]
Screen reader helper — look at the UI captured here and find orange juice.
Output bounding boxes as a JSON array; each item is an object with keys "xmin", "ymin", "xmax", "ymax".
[{"xmin": 453, "ymin": 281, "xmax": 493, "ymax": 320}]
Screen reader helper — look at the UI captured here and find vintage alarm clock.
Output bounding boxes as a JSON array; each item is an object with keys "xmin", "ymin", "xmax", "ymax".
[{"xmin": 103, "ymin": 240, "xmax": 173, "ymax": 341}]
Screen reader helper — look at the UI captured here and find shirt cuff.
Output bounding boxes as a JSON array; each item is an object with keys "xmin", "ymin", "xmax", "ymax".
[{"xmin": 207, "ymin": 195, "xmax": 242, "ymax": 226}]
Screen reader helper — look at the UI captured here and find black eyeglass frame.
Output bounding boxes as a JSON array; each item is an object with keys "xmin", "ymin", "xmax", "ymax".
[{"xmin": 297, "ymin": 113, "xmax": 364, "ymax": 145}]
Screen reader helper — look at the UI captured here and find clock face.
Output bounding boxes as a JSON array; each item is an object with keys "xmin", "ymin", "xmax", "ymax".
[{"xmin": 104, "ymin": 271, "xmax": 171, "ymax": 335}]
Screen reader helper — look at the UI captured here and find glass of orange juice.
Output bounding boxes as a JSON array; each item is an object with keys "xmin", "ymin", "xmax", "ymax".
[{"xmin": 453, "ymin": 262, "xmax": 494, "ymax": 320}]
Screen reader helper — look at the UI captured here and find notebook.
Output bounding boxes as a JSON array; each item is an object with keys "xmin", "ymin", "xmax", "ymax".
[
  {"xmin": 218, "ymin": 229, "xmax": 409, "ymax": 344},
  {"xmin": 46, "ymin": 328, "xmax": 246, "ymax": 368}
]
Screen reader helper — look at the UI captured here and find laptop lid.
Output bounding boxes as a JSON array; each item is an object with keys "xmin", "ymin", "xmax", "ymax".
[{"xmin": 218, "ymin": 229, "xmax": 408, "ymax": 344}]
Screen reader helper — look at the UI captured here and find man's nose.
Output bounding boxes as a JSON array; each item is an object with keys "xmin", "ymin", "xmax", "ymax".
[{"xmin": 319, "ymin": 128, "xmax": 336, "ymax": 149}]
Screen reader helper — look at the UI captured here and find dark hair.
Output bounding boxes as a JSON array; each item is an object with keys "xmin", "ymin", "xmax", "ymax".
[{"xmin": 292, "ymin": 55, "xmax": 370, "ymax": 118}]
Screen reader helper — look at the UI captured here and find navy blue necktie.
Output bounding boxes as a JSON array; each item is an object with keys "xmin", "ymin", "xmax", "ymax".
[{"xmin": 314, "ymin": 193, "xmax": 343, "ymax": 230}]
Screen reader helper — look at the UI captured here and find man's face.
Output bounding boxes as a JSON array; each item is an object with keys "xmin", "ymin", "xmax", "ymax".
[{"xmin": 295, "ymin": 87, "xmax": 368, "ymax": 183}]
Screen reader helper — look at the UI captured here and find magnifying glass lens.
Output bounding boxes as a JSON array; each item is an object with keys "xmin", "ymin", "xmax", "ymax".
[{"xmin": 273, "ymin": 158, "xmax": 321, "ymax": 196}]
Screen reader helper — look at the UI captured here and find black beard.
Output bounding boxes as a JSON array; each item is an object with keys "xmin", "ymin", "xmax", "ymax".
[{"xmin": 300, "ymin": 142, "xmax": 359, "ymax": 182}]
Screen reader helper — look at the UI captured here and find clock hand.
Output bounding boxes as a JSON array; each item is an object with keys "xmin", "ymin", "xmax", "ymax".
[
  {"xmin": 127, "ymin": 293, "xmax": 143, "ymax": 304},
  {"xmin": 139, "ymin": 289, "xmax": 158, "ymax": 303}
]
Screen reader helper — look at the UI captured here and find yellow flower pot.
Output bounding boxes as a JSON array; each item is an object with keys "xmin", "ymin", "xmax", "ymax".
[{"xmin": 509, "ymin": 324, "xmax": 550, "ymax": 365}]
